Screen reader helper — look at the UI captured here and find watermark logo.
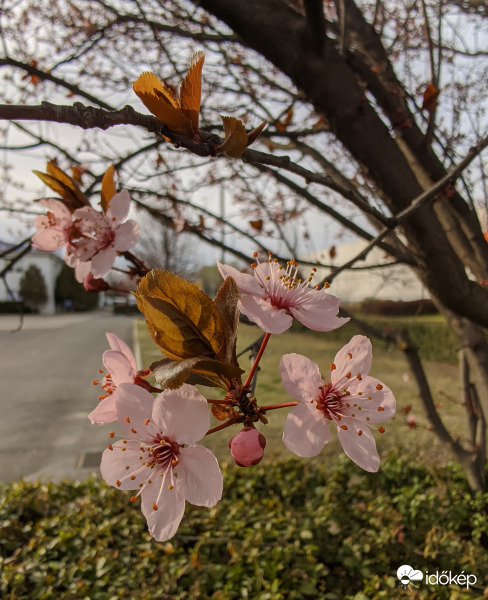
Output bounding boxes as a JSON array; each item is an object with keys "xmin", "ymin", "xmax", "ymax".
[
  {"xmin": 396, "ymin": 565, "xmax": 477, "ymax": 590},
  {"xmin": 397, "ymin": 565, "xmax": 423, "ymax": 590}
]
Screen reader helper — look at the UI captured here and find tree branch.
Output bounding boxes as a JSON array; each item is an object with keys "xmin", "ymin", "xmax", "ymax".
[{"xmin": 327, "ymin": 131, "xmax": 488, "ymax": 281}]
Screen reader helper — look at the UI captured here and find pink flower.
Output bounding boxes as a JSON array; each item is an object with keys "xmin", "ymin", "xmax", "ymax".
[
  {"xmin": 217, "ymin": 255, "xmax": 349, "ymax": 334},
  {"xmin": 100, "ymin": 383, "xmax": 223, "ymax": 542},
  {"xmin": 32, "ymin": 199, "xmax": 72, "ymax": 251},
  {"xmin": 280, "ymin": 335, "xmax": 396, "ymax": 472},
  {"xmin": 89, "ymin": 333, "xmax": 139, "ymax": 425},
  {"xmin": 229, "ymin": 427, "xmax": 266, "ymax": 467},
  {"xmin": 74, "ymin": 190, "xmax": 140, "ymax": 278}
]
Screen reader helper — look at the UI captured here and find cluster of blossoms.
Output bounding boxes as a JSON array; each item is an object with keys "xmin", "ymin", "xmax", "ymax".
[
  {"xmin": 32, "ymin": 190, "xmax": 140, "ymax": 286},
  {"xmin": 84, "ymin": 252, "xmax": 395, "ymax": 541},
  {"xmin": 32, "ymin": 169, "xmax": 395, "ymax": 542},
  {"xmin": 28, "ymin": 51, "xmax": 397, "ymax": 544}
]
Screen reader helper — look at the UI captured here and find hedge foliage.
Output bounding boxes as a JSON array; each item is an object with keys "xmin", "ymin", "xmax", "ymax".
[
  {"xmin": 308, "ymin": 317, "xmax": 460, "ymax": 365},
  {"xmin": 1, "ymin": 454, "xmax": 487, "ymax": 600}
]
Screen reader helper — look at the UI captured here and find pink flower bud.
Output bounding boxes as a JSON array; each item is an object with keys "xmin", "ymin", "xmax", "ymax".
[
  {"xmin": 83, "ymin": 273, "xmax": 110, "ymax": 292},
  {"xmin": 229, "ymin": 427, "xmax": 266, "ymax": 467}
]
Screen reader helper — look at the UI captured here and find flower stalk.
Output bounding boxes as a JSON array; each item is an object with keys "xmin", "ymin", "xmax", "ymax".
[
  {"xmin": 243, "ymin": 332, "xmax": 271, "ymax": 388},
  {"xmin": 259, "ymin": 401, "xmax": 298, "ymax": 412}
]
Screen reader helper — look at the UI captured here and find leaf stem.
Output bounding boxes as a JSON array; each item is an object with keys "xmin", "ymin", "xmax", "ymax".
[{"xmin": 243, "ymin": 332, "xmax": 271, "ymax": 388}]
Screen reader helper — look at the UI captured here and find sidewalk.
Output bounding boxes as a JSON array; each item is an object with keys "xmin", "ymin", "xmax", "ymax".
[
  {"xmin": 0, "ymin": 309, "xmax": 113, "ymax": 331},
  {"xmin": 0, "ymin": 311, "xmax": 137, "ymax": 483}
]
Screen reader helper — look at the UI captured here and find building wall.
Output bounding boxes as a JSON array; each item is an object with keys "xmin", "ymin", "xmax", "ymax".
[
  {"xmin": 0, "ymin": 251, "xmax": 64, "ymax": 314},
  {"xmin": 307, "ymin": 240, "xmax": 429, "ymax": 303}
]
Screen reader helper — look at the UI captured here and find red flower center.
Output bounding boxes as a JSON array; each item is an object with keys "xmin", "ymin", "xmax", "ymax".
[
  {"xmin": 148, "ymin": 435, "xmax": 180, "ymax": 470},
  {"xmin": 315, "ymin": 382, "xmax": 346, "ymax": 419}
]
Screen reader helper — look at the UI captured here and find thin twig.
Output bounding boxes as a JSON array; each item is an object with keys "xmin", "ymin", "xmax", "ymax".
[{"xmin": 326, "ymin": 132, "xmax": 488, "ymax": 282}]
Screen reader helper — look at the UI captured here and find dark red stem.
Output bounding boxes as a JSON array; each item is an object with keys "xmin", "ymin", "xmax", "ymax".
[
  {"xmin": 206, "ymin": 420, "xmax": 236, "ymax": 436},
  {"xmin": 260, "ymin": 401, "xmax": 298, "ymax": 412},
  {"xmin": 243, "ymin": 332, "xmax": 271, "ymax": 388}
]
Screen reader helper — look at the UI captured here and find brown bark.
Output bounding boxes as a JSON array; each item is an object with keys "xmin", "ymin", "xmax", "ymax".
[{"xmin": 192, "ymin": 0, "xmax": 488, "ymax": 328}]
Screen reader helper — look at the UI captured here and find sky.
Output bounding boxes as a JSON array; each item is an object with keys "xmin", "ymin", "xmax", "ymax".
[{"xmin": 0, "ymin": 120, "xmax": 361, "ymax": 271}]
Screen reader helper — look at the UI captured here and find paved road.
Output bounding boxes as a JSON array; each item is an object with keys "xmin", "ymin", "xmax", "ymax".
[{"xmin": 0, "ymin": 311, "xmax": 137, "ymax": 483}]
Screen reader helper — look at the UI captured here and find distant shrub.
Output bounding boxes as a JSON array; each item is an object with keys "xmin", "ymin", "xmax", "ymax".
[
  {"xmin": 360, "ymin": 299, "xmax": 438, "ymax": 316},
  {"xmin": 1, "ymin": 454, "xmax": 486, "ymax": 599},
  {"xmin": 55, "ymin": 263, "xmax": 99, "ymax": 311},
  {"xmin": 0, "ymin": 301, "xmax": 33, "ymax": 314},
  {"xmin": 296, "ymin": 314, "xmax": 459, "ymax": 364}
]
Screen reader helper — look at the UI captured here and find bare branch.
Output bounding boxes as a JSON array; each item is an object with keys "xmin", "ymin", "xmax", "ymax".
[
  {"xmin": 0, "ymin": 58, "xmax": 115, "ymax": 110},
  {"xmin": 327, "ymin": 131, "xmax": 488, "ymax": 281}
]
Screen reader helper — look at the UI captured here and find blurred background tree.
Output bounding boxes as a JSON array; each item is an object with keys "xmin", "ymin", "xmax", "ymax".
[{"xmin": 18, "ymin": 264, "xmax": 47, "ymax": 311}]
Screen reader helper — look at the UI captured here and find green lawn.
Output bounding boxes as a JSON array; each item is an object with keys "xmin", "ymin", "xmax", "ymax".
[{"xmin": 136, "ymin": 317, "xmax": 463, "ymax": 470}]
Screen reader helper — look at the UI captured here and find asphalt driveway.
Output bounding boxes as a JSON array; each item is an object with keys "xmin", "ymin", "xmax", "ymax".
[{"xmin": 0, "ymin": 310, "xmax": 138, "ymax": 482}]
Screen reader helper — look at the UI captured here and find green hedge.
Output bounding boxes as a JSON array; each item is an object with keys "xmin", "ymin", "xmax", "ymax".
[
  {"xmin": 1, "ymin": 454, "xmax": 487, "ymax": 599},
  {"xmin": 300, "ymin": 318, "xmax": 460, "ymax": 365}
]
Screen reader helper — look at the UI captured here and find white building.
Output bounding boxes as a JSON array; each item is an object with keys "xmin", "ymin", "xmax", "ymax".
[
  {"xmin": 307, "ymin": 239, "xmax": 429, "ymax": 303},
  {"xmin": 0, "ymin": 243, "xmax": 64, "ymax": 314}
]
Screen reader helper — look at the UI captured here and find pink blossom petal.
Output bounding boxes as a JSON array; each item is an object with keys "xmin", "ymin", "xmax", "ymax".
[
  {"xmin": 72, "ymin": 206, "xmax": 93, "ymax": 220},
  {"xmin": 216, "ymin": 261, "xmax": 262, "ymax": 295},
  {"xmin": 239, "ymin": 295, "xmax": 293, "ymax": 334},
  {"xmin": 115, "ymin": 383, "xmax": 155, "ymax": 438},
  {"xmin": 74, "ymin": 206, "xmax": 105, "ymax": 235},
  {"xmin": 298, "ymin": 290, "xmax": 341, "ymax": 312},
  {"xmin": 88, "ymin": 395, "xmax": 117, "ymax": 424},
  {"xmin": 34, "ymin": 214, "xmax": 50, "ymax": 230},
  {"xmin": 91, "ymin": 246, "xmax": 117, "ymax": 278},
  {"xmin": 280, "ymin": 354, "xmax": 324, "ymax": 403},
  {"xmin": 152, "ymin": 384, "xmax": 209, "ymax": 445},
  {"xmin": 102, "ymin": 350, "xmax": 135, "ymax": 385},
  {"xmin": 100, "ymin": 439, "xmax": 152, "ymax": 489},
  {"xmin": 178, "ymin": 445, "xmax": 223, "ymax": 506},
  {"xmin": 66, "ymin": 237, "xmax": 98, "ymax": 263},
  {"xmin": 290, "ymin": 303, "xmax": 349, "ymax": 333},
  {"xmin": 283, "ymin": 402, "xmax": 330, "ymax": 457},
  {"xmin": 39, "ymin": 198, "xmax": 72, "ymax": 222},
  {"xmin": 332, "ymin": 335, "xmax": 372, "ymax": 384},
  {"xmin": 73, "ymin": 259, "xmax": 92, "ymax": 283},
  {"xmin": 106, "ymin": 333, "xmax": 137, "ymax": 373},
  {"xmin": 114, "ymin": 220, "xmax": 140, "ymax": 251},
  {"xmin": 141, "ymin": 474, "xmax": 186, "ymax": 542},
  {"xmin": 106, "ymin": 190, "xmax": 131, "ymax": 225},
  {"xmin": 32, "ymin": 228, "xmax": 68, "ymax": 251},
  {"xmin": 336, "ymin": 417, "xmax": 380, "ymax": 472},
  {"xmin": 347, "ymin": 377, "xmax": 396, "ymax": 422}
]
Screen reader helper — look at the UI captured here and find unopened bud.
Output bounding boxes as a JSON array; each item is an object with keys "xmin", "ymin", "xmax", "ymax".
[
  {"xmin": 229, "ymin": 427, "xmax": 266, "ymax": 467},
  {"xmin": 83, "ymin": 273, "xmax": 110, "ymax": 292}
]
